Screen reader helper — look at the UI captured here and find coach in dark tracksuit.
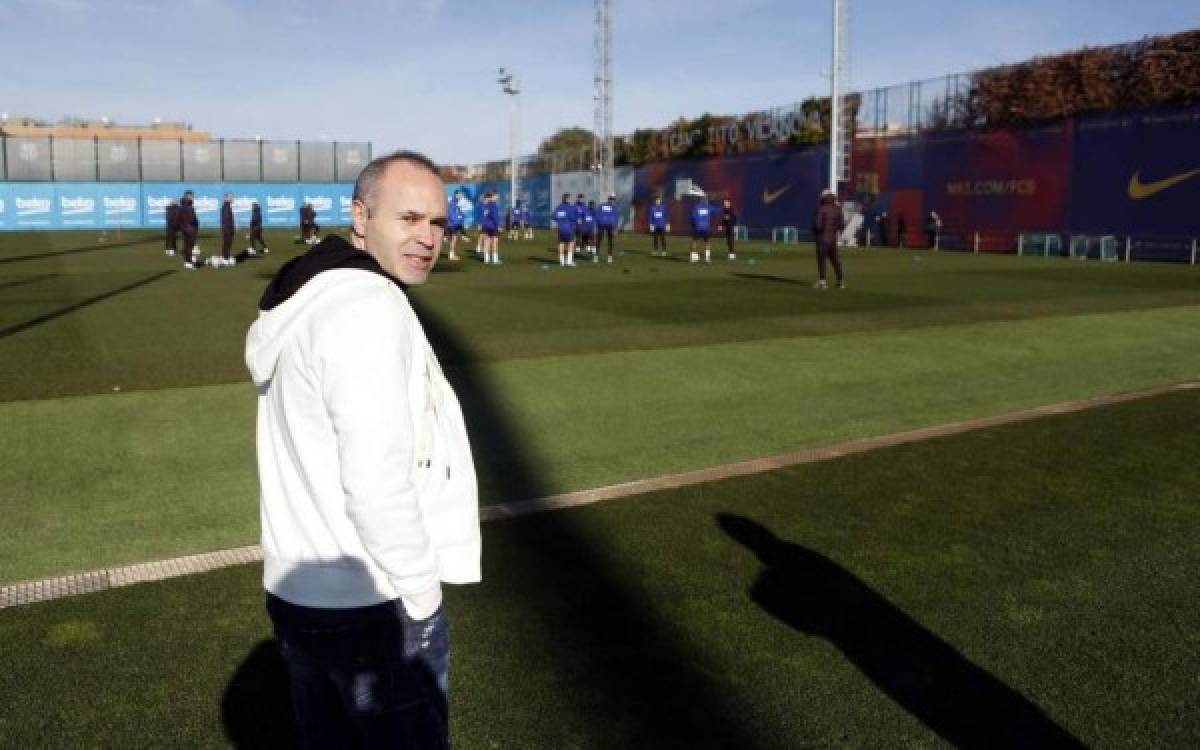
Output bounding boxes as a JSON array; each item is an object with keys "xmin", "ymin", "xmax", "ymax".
[
  {"xmin": 721, "ymin": 198, "xmax": 738, "ymax": 259},
  {"xmin": 220, "ymin": 193, "xmax": 236, "ymax": 264},
  {"xmin": 165, "ymin": 199, "xmax": 179, "ymax": 256},
  {"xmin": 249, "ymin": 201, "xmax": 267, "ymax": 254},
  {"xmin": 178, "ymin": 191, "xmax": 198, "ymax": 268},
  {"xmin": 813, "ymin": 190, "xmax": 845, "ymax": 289}
]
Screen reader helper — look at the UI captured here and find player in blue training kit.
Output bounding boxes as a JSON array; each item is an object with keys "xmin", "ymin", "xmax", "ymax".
[
  {"xmin": 480, "ymin": 192, "xmax": 502, "ymax": 264},
  {"xmin": 596, "ymin": 192, "xmax": 618, "ymax": 263},
  {"xmin": 582, "ymin": 201, "xmax": 597, "ymax": 261},
  {"xmin": 689, "ymin": 193, "xmax": 713, "ymax": 263},
  {"xmin": 520, "ymin": 199, "xmax": 533, "ymax": 239},
  {"xmin": 648, "ymin": 194, "xmax": 669, "ymax": 256},
  {"xmin": 446, "ymin": 189, "xmax": 466, "ymax": 261},
  {"xmin": 474, "ymin": 194, "xmax": 488, "ymax": 257},
  {"xmin": 554, "ymin": 193, "xmax": 577, "ymax": 267},
  {"xmin": 507, "ymin": 201, "xmax": 521, "ymax": 241},
  {"xmin": 573, "ymin": 194, "xmax": 588, "ymax": 257}
]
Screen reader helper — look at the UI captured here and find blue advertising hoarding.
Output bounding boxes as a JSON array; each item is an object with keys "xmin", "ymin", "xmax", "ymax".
[
  {"xmin": 524, "ymin": 174, "xmax": 552, "ymax": 227},
  {"xmin": 99, "ymin": 183, "xmax": 142, "ymax": 227},
  {"xmin": 51, "ymin": 183, "xmax": 143, "ymax": 229},
  {"xmin": 7, "ymin": 183, "xmax": 55, "ymax": 229},
  {"xmin": 143, "ymin": 183, "xmax": 180, "ymax": 230},
  {"xmin": 1069, "ymin": 105, "xmax": 1200, "ymax": 237},
  {"xmin": 189, "ymin": 184, "xmax": 225, "ymax": 230},
  {"xmin": 0, "ymin": 182, "xmax": 356, "ymax": 231},
  {"xmin": 226, "ymin": 186, "xmax": 263, "ymax": 229},
  {"xmin": 737, "ymin": 146, "xmax": 827, "ymax": 232},
  {"xmin": 300, "ymin": 184, "xmax": 353, "ymax": 228},
  {"xmin": 337, "ymin": 187, "xmax": 354, "ymax": 226},
  {"xmin": 261, "ymin": 184, "xmax": 300, "ymax": 228},
  {"xmin": 56, "ymin": 184, "xmax": 103, "ymax": 229}
]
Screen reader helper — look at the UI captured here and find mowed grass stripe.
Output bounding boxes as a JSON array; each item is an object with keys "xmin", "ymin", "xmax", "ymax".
[
  {"xmin": 4, "ymin": 379, "xmax": 1193, "ymax": 609},
  {"xmin": 0, "ymin": 389, "xmax": 1195, "ymax": 748},
  {"xmin": 3, "ymin": 304, "xmax": 1200, "ymax": 584},
  {"xmin": 2, "ymin": 232, "xmax": 1199, "ymax": 402}
]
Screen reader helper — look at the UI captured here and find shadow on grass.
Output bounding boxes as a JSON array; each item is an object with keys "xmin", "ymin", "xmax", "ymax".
[
  {"xmin": 221, "ymin": 286, "xmax": 761, "ymax": 746},
  {"xmin": 413, "ymin": 297, "xmax": 762, "ymax": 747},
  {"xmin": 224, "ymin": 559, "xmax": 447, "ymax": 747},
  {"xmin": 221, "ymin": 639, "xmax": 299, "ymax": 749},
  {"xmin": 0, "ymin": 272, "xmax": 59, "ymax": 291},
  {"xmin": 0, "ymin": 237, "xmax": 151, "ymax": 265},
  {"xmin": 732, "ymin": 272, "xmax": 805, "ymax": 286},
  {"xmin": 0, "ymin": 270, "xmax": 176, "ymax": 339},
  {"xmin": 716, "ymin": 513, "xmax": 1085, "ymax": 749}
]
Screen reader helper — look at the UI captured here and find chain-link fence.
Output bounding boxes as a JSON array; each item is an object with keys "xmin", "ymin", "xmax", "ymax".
[{"xmin": 458, "ymin": 31, "xmax": 1199, "ymax": 180}]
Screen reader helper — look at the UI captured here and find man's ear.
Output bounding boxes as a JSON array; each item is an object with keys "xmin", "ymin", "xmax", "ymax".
[{"xmin": 351, "ymin": 199, "xmax": 369, "ymax": 241}]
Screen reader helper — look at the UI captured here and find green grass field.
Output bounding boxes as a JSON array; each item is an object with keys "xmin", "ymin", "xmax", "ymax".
[{"xmin": 1, "ymin": 228, "xmax": 1198, "ymax": 747}]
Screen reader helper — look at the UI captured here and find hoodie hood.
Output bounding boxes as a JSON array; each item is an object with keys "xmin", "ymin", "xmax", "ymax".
[
  {"xmin": 246, "ymin": 235, "xmax": 403, "ymax": 386},
  {"xmin": 257, "ymin": 234, "xmax": 400, "ymax": 311}
]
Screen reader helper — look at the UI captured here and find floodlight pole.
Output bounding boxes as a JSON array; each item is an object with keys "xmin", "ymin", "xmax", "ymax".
[
  {"xmin": 829, "ymin": 0, "xmax": 840, "ymax": 193},
  {"xmin": 497, "ymin": 68, "xmax": 521, "ymax": 211},
  {"xmin": 593, "ymin": 0, "xmax": 614, "ymax": 198}
]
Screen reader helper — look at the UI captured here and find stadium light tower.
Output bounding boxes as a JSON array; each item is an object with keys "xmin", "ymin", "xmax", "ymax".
[
  {"xmin": 592, "ymin": 0, "xmax": 614, "ymax": 198},
  {"xmin": 829, "ymin": 0, "xmax": 851, "ymax": 192},
  {"xmin": 497, "ymin": 68, "xmax": 521, "ymax": 212}
]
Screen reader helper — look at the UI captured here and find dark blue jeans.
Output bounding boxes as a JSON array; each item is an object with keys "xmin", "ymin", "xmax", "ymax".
[{"xmin": 266, "ymin": 593, "xmax": 449, "ymax": 750}]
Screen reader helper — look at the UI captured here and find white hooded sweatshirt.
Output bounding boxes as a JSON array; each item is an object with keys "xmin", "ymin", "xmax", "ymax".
[{"xmin": 246, "ymin": 261, "xmax": 480, "ymax": 620}]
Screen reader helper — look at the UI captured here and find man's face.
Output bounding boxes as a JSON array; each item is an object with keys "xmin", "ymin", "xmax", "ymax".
[{"xmin": 354, "ymin": 162, "xmax": 446, "ymax": 286}]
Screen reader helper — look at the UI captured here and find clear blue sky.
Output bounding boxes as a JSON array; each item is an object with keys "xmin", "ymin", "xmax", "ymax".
[{"xmin": 0, "ymin": 0, "xmax": 1195, "ymax": 165}]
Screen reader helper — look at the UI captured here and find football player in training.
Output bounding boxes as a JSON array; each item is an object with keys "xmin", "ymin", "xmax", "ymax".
[
  {"xmin": 164, "ymin": 198, "xmax": 179, "ymax": 256},
  {"xmin": 688, "ymin": 190, "xmax": 713, "ymax": 263},
  {"xmin": 573, "ymin": 193, "xmax": 588, "ymax": 256},
  {"xmin": 720, "ymin": 197, "xmax": 738, "ymax": 260},
  {"xmin": 219, "ymin": 192, "xmax": 236, "ymax": 267},
  {"xmin": 248, "ymin": 200, "xmax": 268, "ymax": 255},
  {"xmin": 596, "ymin": 192, "xmax": 618, "ymax": 263},
  {"xmin": 521, "ymin": 199, "xmax": 533, "ymax": 239},
  {"xmin": 648, "ymin": 194, "xmax": 668, "ymax": 256},
  {"xmin": 179, "ymin": 190, "xmax": 200, "ymax": 269},
  {"xmin": 475, "ymin": 193, "xmax": 487, "ymax": 257},
  {"xmin": 446, "ymin": 189, "xmax": 466, "ymax": 261},
  {"xmin": 554, "ymin": 193, "xmax": 577, "ymax": 267},
  {"xmin": 480, "ymin": 192, "xmax": 502, "ymax": 264},
  {"xmin": 507, "ymin": 200, "xmax": 522, "ymax": 241},
  {"xmin": 582, "ymin": 200, "xmax": 597, "ymax": 261},
  {"xmin": 300, "ymin": 203, "xmax": 319, "ymax": 244}
]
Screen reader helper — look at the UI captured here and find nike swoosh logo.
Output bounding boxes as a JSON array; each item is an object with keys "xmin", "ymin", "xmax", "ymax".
[
  {"xmin": 763, "ymin": 184, "xmax": 793, "ymax": 204},
  {"xmin": 1127, "ymin": 168, "xmax": 1200, "ymax": 200}
]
